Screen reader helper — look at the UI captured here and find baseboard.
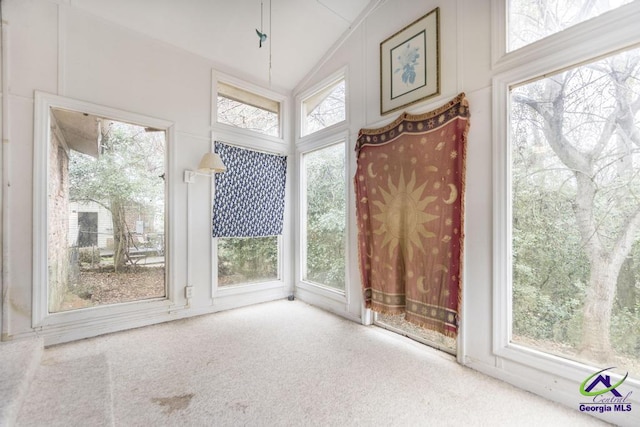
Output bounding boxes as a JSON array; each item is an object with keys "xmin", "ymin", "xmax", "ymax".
[{"xmin": 464, "ymin": 358, "xmax": 639, "ymax": 427}]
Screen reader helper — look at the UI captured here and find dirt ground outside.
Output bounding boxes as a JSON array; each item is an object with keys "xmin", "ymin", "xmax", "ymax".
[{"xmin": 58, "ymin": 265, "xmax": 166, "ymax": 312}]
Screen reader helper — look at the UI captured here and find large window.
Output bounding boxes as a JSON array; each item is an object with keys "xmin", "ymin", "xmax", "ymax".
[
  {"xmin": 499, "ymin": 1, "xmax": 640, "ymax": 384},
  {"xmin": 50, "ymin": 112, "xmax": 166, "ymax": 312},
  {"xmin": 302, "ymin": 143, "xmax": 346, "ymax": 290},
  {"xmin": 510, "ymin": 47, "xmax": 640, "ymax": 379},
  {"xmin": 213, "ymin": 80, "xmax": 286, "ymax": 289},
  {"xmin": 35, "ymin": 97, "xmax": 169, "ymax": 321}
]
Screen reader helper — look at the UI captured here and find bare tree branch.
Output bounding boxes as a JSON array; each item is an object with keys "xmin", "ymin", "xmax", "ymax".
[{"xmin": 513, "ymin": 92, "xmax": 591, "ymax": 175}]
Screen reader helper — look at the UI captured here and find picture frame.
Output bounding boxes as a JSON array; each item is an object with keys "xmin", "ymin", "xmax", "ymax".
[{"xmin": 380, "ymin": 7, "xmax": 440, "ymax": 115}]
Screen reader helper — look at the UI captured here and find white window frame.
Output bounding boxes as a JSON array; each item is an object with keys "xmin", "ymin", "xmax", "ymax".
[
  {"xmin": 210, "ymin": 73, "xmax": 290, "ymax": 301},
  {"xmin": 296, "ymin": 67, "xmax": 348, "ymax": 140},
  {"xmin": 209, "ymin": 131, "xmax": 288, "ymax": 300},
  {"xmin": 296, "ymin": 132, "xmax": 349, "ymax": 304},
  {"xmin": 492, "ymin": 0, "xmax": 640, "ymax": 391},
  {"xmin": 491, "ymin": 0, "xmax": 640, "ymax": 71},
  {"xmin": 212, "ymin": 71, "xmax": 286, "ymax": 145},
  {"xmin": 32, "ymin": 91, "xmax": 176, "ymax": 331}
]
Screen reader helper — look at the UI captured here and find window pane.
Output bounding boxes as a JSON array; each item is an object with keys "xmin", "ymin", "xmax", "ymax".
[
  {"xmin": 303, "ymin": 143, "xmax": 346, "ymax": 290},
  {"xmin": 218, "ymin": 237, "xmax": 279, "ymax": 286},
  {"xmin": 508, "ymin": 0, "xmax": 632, "ymax": 52},
  {"xmin": 216, "ymin": 82, "xmax": 280, "ymax": 137},
  {"xmin": 510, "ymin": 47, "xmax": 640, "ymax": 378},
  {"xmin": 302, "ymin": 80, "xmax": 346, "ymax": 136},
  {"xmin": 49, "ymin": 111, "xmax": 166, "ymax": 312}
]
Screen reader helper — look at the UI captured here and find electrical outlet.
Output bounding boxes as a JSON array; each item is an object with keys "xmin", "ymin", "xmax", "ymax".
[{"xmin": 185, "ymin": 286, "xmax": 194, "ymax": 299}]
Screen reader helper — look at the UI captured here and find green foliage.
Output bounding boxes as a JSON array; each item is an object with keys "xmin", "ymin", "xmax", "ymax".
[
  {"xmin": 218, "ymin": 237, "xmax": 278, "ymax": 285},
  {"xmin": 215, "ymin": 143, "xmax": 347, "ymax": 290},
  {"xmin": 70, "ymin": 123, "xmax": 164, "ymax": 207},
  {"xmin": 611, "ymin": 306, "xmax": 640, "ymax": 356},
  {"xmin": 510, "ymin": 46, "xmax": 640, "ymax": 362},
  {"xmin": 69, "ymin": 121, "xmax": 165, "ymax": 269},
  {"xmin": 77, "ymin": 247, "xmax": 100, "ymax": 265},
  {"xmin": 511, "ymin": 124, "xmax": 640, "ymax": 356},
  {"xmin": 514, "ymin": 186, "xmax": 640, "ymax": 357},
  {"xmin": 304, "ymin": 144, "xmax": 346, "ymax": 289},
  {"xmin": 511, "ymin": 148, "xmax": 588, "ymax": 343}
]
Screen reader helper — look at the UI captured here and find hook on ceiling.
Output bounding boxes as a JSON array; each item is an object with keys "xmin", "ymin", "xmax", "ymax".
[{"xmin": 256, "ymin": 0, "xmax": 268, "ymax": 48}]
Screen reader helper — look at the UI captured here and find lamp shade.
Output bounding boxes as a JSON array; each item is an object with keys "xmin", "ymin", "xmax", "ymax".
[{"xmin": 197, "ymin": 152, "xmax": 227, "ymax": 173}]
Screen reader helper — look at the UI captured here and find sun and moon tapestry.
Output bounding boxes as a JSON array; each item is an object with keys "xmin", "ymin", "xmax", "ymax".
[{"xmin": 355, "ymin": 93, "xmax": 469, "ymax": 337}]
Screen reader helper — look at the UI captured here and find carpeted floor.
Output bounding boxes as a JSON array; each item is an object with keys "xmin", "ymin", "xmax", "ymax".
[{"xmin": 16, "ymin": 300, "xmax": 608, "ymax": 426}]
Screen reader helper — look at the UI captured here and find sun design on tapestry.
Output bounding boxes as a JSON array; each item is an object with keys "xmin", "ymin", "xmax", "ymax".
[{"xmin": 372, "ymin": 170, "xmax": 438, "ymax": 260}]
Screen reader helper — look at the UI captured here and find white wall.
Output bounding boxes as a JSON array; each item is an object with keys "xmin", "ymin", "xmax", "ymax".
[
  {"xmin": 0, "ymin": 0, "xmax": 293, "ymax": 343},
  {"xmin": 68, "ymin": 201, "xmax": 112, "ymax": 248}
]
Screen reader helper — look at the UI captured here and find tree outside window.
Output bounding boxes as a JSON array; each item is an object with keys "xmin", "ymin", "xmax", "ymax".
[
  {"xmin": 510, "ymin": 45, "xmax": 640, "ymax": 379},
  {"xmin": 303, "ymin": 143, "xmax": 346, "ymax": 290}
]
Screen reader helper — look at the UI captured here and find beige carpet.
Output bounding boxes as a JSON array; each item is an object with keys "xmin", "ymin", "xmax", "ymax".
[
  {"xmin": 0, "ymin": 338, "xmax": 43, "ymax": 425},
  {"xmin": 15, "ymin": 300, "xmax": 608, "ymax": 426}
]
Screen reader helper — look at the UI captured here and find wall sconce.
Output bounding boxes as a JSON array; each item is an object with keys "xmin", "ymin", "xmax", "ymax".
[{"xmin": 184, "ymin": 152, "xmax": 227, "ymax": 183}]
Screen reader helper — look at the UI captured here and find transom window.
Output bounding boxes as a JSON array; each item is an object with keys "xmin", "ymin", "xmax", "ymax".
[
  {"xmin": 301, "ymin": 78, "xmax": 346, "ymax": 137},
  {"xmin": 216, "ymin": 81, "xmax": 280, "ymax": 138},
  {"xmin": 507, "ymin": 0, "xmax": 633, "ymax": 52}
]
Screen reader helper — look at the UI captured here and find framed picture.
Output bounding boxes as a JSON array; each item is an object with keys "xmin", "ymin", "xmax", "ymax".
[{"xmin": 380, "ymin": 7, "xmax": 440, "ymax": 115}]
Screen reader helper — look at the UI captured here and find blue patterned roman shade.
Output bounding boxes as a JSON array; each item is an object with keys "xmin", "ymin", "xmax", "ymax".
[{"xmin": 212, "ymin": 142, "xmax": 287, "ymax": 237}]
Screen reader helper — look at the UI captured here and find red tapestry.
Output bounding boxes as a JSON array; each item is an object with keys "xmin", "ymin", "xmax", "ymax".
[{"xmin": 355, "ymin": 93, "xmax": 470, "ymax": 337}]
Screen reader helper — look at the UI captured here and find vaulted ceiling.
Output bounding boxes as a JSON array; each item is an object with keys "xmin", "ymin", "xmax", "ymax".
[{"xmin": 69, "ymin": 0, "xmax": 374, "ymax": 92}]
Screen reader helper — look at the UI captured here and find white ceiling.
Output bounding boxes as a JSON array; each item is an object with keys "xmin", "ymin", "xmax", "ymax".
[{"xmin": 69, "ymin": 0, "xmax": 374, "ymax": 92}]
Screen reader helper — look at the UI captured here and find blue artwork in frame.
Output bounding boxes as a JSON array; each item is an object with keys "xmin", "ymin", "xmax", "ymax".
[
  {"xmin": 380, "ymin": 7, "xmax": 440, "ymax": 115},
  {"xmin": 390, "ymin": 30, "xmax": 427, "ymax": 99}
]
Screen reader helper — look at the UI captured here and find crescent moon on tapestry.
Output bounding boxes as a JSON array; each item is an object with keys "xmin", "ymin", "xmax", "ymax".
[
  {"xmin": 368, "ymin": 163, "xmax": 377, "ymax": 178},
  {"xmin": 443, "ymin": 183, "xmax": 458, "ymax": 205},
  {"xmin": 417, "ymin": 276, "xmax": 429, "ymax": 293}
]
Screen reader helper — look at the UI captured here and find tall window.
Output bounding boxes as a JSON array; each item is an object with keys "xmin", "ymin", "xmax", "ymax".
[
  {"xmin": 302, "ymin": 143, "xmax": 346, "ymax": 290},
  {"xmin": 212, "ymin": 144, "xmax": 285, "ymax": 288},
  {"xmin": 48, "ymin": 109, "xmax": 166, "ymax": 312},
  {"xmin": 502, "ymin": 1, "xmax": 640, "ymax": 381},
  {"xmin": 301, "ymin": 78, "xmax": 346, "ymax": 137},
  {"xmin": 214, "ymin": 80, "xmax": 286, "ymax": 288}
]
